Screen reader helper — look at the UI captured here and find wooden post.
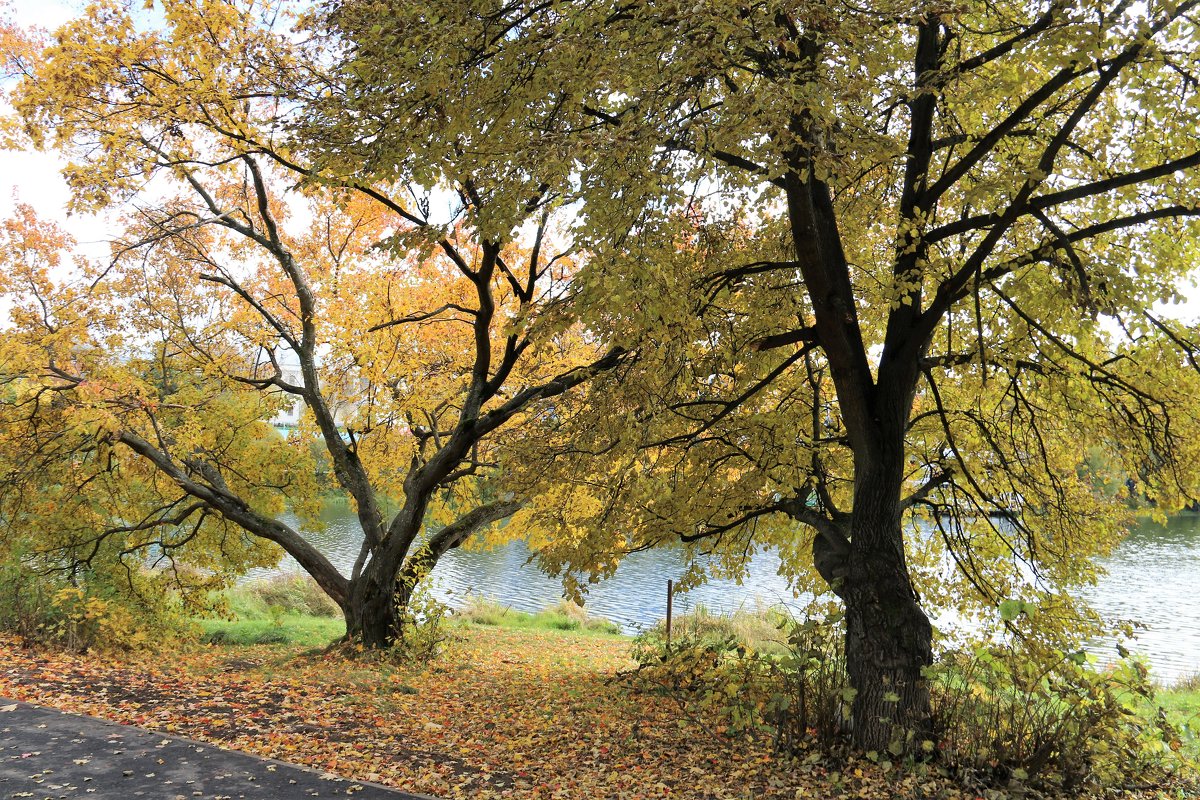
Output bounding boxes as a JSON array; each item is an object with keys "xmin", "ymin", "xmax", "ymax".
[{"xmin": 666, "ymin": 579, "xmax": 674, "ymax": 650}]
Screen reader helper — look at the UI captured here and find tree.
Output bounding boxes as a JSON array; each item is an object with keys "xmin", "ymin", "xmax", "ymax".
[
  {"xmin": 320, "ymin": 0, "xmax": 1200, "ymax": 749},
  {"xmin": 0, "ymin": 0, "xmax": 623, "ymax": 647},
  {"xmin": 0, "ymin": 205, "xmax": 277, "ymax": 625}
]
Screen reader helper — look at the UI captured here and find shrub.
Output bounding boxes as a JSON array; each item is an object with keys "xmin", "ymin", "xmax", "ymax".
[
  {"xmin": 44, "ymin": 586, "xmax": 155, "ymax": 652},
  {"xmin": 770, "ymin": 607, "xmax": 851, "ymax": 749},
  {"xmin": 628, "ymin": 600, "xmax": 850, "ymax": 749},
  {"xmin": 0, "ymin": 557, "xmax": 58, "ymax": 641},
  {"xmin": 533, "ymin": 600, "xmax": 622, "ymax": 634},
  {"xmin": 242, "ymin": 574, "xmax": 341, "ymax": 618},
  {"xmin": 639, "ymin": 603, "xmax": 789, "ymax": 655},
  {"xmin": 583, "ymin": 616, "xmax": 623, "ymax": 635},
  {"xmin": 0, "ymin": 554, "xmax": 178, "ymax": 652},
  {"xmin": 628, "ymin": 600, "xmax": 1195, "ymax": 794},
  {"xmin": 392, "ymin": 585, "xmax": 453, "ymax": 663},
  {"xmin": 456, "ymin": 594, "xmax": 512, "ymax": 626},
  {"xmin": 1170, "ymin": 672, "xmax": 1200, "ymax": 693},
  {"xmin": 451, "ymin": 594, "xmax": 622, "ymax": 634},
  {"xmin": 929, "ymin": 645, "xmax": 1190, "ymax": 792}
]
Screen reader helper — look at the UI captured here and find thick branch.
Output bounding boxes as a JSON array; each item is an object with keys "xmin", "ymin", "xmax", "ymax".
[
  {"xmin": 396, "ymin": 500, "xmax": 522, "ymax": 589},
  {"xmin": 114, "ymin": 430, "xmax": 349, "ymax": 606},
  {"xmin": 926, "ymin": 150, "xmax": 1200, "ymax": 244},
  {"xmin": 367, "ymin": 302, "xmax": 479, "ymax": 332}
]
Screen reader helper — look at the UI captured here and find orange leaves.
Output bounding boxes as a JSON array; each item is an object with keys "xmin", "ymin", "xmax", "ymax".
[{"xmin": 0, "ymin": 628, "xmax": 1019, "ymax": 800}]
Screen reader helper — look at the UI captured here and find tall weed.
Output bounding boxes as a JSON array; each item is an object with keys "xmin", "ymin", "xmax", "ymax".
[
  {"xmin": 929, "ymin": 645, "xmax": 1190, "ymax": 791},
  {"xmin": 628, "ymin": 601, "xmax": 850, "ymax": 748}
]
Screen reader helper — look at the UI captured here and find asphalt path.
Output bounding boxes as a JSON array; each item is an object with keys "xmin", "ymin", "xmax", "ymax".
[{"xmin": 0, "ymin": 698, "xmax": 432, "ymax": 799}]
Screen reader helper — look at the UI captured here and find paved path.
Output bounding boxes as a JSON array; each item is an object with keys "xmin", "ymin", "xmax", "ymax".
[{"xmin": 0, "ymin": 698, "xmax": 431, "ymax": 799}]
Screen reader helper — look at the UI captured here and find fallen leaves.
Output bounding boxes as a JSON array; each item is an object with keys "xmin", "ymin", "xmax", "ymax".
[{"xmin": 0, "ymin": 630, "xmax": 1177, "ymax": 800}]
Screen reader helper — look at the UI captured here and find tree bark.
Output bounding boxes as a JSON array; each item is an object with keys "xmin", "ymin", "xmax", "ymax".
[
  {"xmin": 339, "ymin": 500, "xmax": 523, "ymax": 648},
  {"xmin": 344, "ymin": 572, "xmax": 399, "ymax": 648},
  {"xmin": 842, "ymin": 465, "xmax": 934, "ymax": 751}
]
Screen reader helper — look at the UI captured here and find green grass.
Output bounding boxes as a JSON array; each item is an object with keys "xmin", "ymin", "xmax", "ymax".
[
  {"xmin": 199, "ymin": 580, "xmax": 623, "ymax": 646},
  {"xmin": 197, "ymin": 615, "xmax": 345, "ymax": 647},
  {"xmin": 451, "ymin": 595, "xmax": 624, "ymax": 636},
  {"xmin": 1158, "ymin": 676, "xmax": 1200, "ymax": 757},
  {"xmin": 199, "ymin": 574, "xmax": 343, "ymax": 647},
  {"xmin": 218, "ymin": 574, "xmax": 341, "ymax": 620}
]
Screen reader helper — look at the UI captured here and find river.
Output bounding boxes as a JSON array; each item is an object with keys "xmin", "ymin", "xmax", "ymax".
[{"xmin": 266, "ymin": 506, "xmax": 1200, "ymax": 682}]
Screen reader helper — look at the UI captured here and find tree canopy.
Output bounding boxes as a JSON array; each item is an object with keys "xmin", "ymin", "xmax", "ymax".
[
  {"xmin": 4, "ymin": 0, "xmax": 1200, "ymax": 751},
  {"xmin": 0, "ymin": 0, "xmax": 622, "ymax": 646},
  {"xmin": 317, "ymin": 0, "xmax": 1200, "ymax": 746}
]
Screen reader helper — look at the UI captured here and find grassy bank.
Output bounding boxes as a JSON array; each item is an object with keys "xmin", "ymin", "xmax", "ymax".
[
  {"xmin": 1, "ymin": 582, "xmax": 1197, "ymax": 800},
  {"xmin": 205, "ymin": 577, "xmax": 1200, "ymax": 744},
  {"xmin": 198, "ymin": 576, "xmax": 624, "ymax": 648},
  {"xmin": 1160, "ymin": 675, "xmax": 1200, "ymax": 756},
  {"xmin": 449, "ymin": 595, "xmax": 623, "ymax": 636}
]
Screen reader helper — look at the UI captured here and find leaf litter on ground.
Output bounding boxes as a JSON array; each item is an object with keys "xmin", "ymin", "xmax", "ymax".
[{"xmin": 0, "ymin": 629, "xmax": 1189, "ymax": 800}]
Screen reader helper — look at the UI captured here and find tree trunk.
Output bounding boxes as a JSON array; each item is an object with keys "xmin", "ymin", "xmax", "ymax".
[
  {"xmin": 343, "ymin": 573, "xmax": 400, "ymax": 648},
  {"xmin": 343, "ymin": 500, "xmax": 522, "ymax": 648},
  {"xmin": 843, "ymin": 467, "xmax": 934, "ymax": 752}
]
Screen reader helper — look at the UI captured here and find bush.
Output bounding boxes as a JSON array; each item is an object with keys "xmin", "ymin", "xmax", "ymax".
[
  {"xmin": 0, "ymin": 558, "xmax": 58, "ymax": 641},
  {"xmin": 392, "ymin": 585, "xmax": 453, "ymax": 663},
  {"xmin": 455, "ymin": 594, "xmax": 512, "ymax": 626},
  {"xmin": 533, "ymin": 600, "xmax": 622, "ymax": 634},
  {"xmin": 44, "ymin": 586, "xmax": 157, "ymax": 651},
  {"xmin": 638, "ymin": 603, "xmax": 789, "ymax": 655},
  {"xmin": 0, "ymin": 545, "xmax": 195, "ymax": 652},
  {"xmin": 929, "ymin": 645, "xmax": 1190, "ymax": 792},
  {"xmin": 628, "ymin": 603, "xmax": 1194, "ymax": 794},
  {"xmin": 452, "ymin": 594, "xmax": 622, "ymax": 634},
  {"xmin": 770, "ymin": 607, "xmax": 851, "ymax": 749},
  {"xmin": 228, "ymin": 574, "xmax": 341, "ymax": 619},
  {"xmin": 0, "ymin": 561, "xmax": 172, "ymax": 652},
  {"xmin": 628, "ymin": 601, "xmax": 850, "ymax": 749},
  {"xmin": 1170, "ymin": 672, "xmax": 1200, "ymax": 693}
]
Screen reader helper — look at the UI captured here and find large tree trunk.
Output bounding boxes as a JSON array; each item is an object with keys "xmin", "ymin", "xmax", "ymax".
[
  {"xmin": 843, "ymin": 466, "xmax": 934, "ymax": 751},
  {"xmin": 339, "ymin": 500, "xmax": 522, "ymax": 648},
  {"xmin": 343, "ymin": 572, "xmax": 400, "ymax": 648}
]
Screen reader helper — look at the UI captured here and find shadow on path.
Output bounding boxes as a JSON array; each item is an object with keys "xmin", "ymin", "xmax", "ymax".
[{"xmin": 0, "ymin": 698, "xmax": 433, "ymax": 799}]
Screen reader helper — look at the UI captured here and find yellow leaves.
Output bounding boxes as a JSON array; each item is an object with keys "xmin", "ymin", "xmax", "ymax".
[
  {"xmin": 0, "ymin": 4, "xmax": 42, "ymax": 87},
  {"xmin": 0, "ymin": 203, "xmax": 72, "ymax": 289},
  {"xmin": 6, "ymin": 0, "xmax": 302, "ymax": 212},
  {"xmin": 46, "ymin": 587, "xmax": 155, "ymax": 652},
  {"xmin": 1, "ymin": 624, "xmax": 1056, "ymax": 800}
]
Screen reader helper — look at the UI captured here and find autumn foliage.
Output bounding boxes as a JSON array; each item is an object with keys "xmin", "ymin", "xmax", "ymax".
[
  {"xmin": 4, "ymin": 0, "xmax": 1200, "ymax": 767},
  {"xmin": 0, "ymin": 0, "xmax": 622, "ymax": 648}
]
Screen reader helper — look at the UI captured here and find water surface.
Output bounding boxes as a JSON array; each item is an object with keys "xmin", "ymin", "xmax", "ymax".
[{"xmin": 266, "ymin": 506, "xmax": 1200, "ymax": 681}]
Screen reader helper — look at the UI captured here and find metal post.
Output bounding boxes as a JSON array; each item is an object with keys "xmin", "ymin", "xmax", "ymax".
[{"xmin": 666, "ymin": 579, "xmax": 674, "ymax": 650}]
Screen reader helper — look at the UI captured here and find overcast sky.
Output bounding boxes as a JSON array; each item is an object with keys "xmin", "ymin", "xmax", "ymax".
[
  {"xmin": 1, "ymin": 0, "xmax": 110, "ymax": 250},
  {"xmin": 4, "ymin": 0, "xmax": 1198, "ymax": 322}
]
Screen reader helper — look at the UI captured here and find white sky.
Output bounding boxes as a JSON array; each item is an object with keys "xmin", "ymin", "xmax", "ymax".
[
  {"xmin": 3, "ymin": 0, "xmax": 1199, "ymax": 323},
  {"xmin": 2, "ymin": 0, "xmax": 111, "ymax": 253}
]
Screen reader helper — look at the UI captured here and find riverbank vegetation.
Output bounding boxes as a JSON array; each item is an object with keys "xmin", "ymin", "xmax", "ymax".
[
  {"xmin": 0, "ymin": 558, "xmax": 1196, "ymax": 794},
  {"xmin": 197, "ymin": 578, "xmax": 623, "ymax": 646},
  {"xmin": 213, "ymin": 582, "xmax": 1200, "ymax": 788},
  {"xmin": 0, "ymin": 606, "xmax": 1196, "ymax": 800},
  {"xmin": 6, "ymin": 0, "xmax": 1200, "ymax": 776}
]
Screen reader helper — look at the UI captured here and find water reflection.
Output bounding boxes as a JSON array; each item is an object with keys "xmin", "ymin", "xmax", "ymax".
[
  {"xmin": 1079, "ymin": 515, "xmax": 1200, "ymax": 681},
  {"xmin": 270, "ymin": 509, "xmax": 806, "ymax": 631},
  {"xmin": 265, "ymin": 509, "xmax": 1200, "ymax": 681}
]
